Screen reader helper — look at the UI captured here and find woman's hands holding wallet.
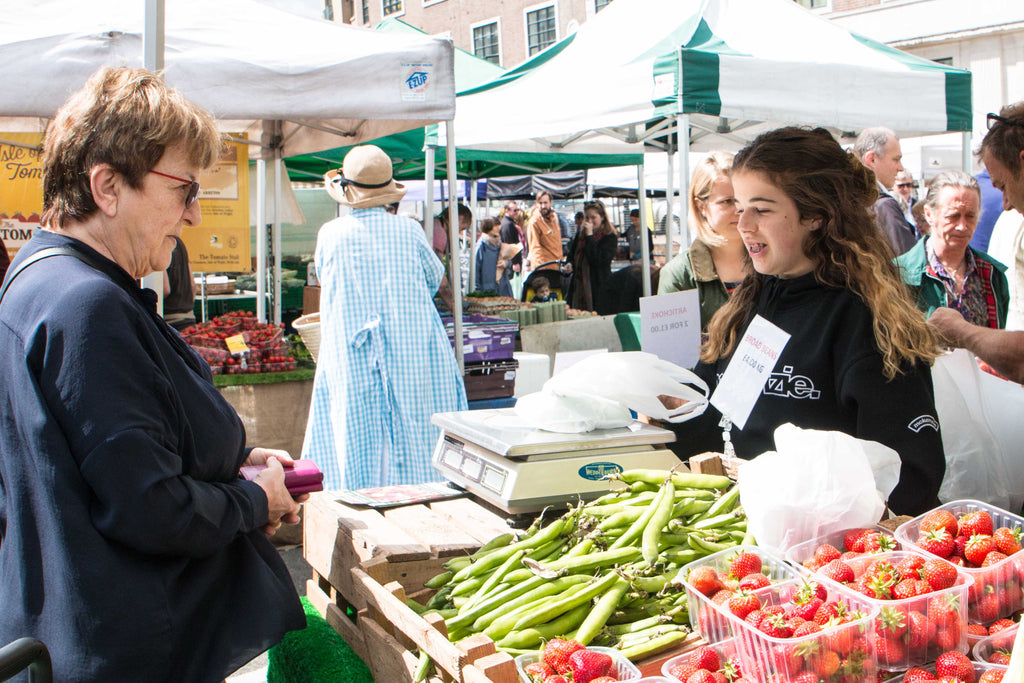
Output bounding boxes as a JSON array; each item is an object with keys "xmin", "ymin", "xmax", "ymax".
[{"xmin": 244, "ymin": 448, "xmax": 309, "ymax": 536}]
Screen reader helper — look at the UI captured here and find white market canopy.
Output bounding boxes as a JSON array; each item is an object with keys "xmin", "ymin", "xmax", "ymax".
[
  {"xmin": 0, "ymin": 0, "xmax": 456, "ymax": 157},
  {"xmin": 448, "ymin": 0, "xmax": 972, "ymax": 152}
]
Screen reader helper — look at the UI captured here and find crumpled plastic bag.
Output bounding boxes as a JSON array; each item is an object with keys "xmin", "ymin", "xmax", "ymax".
[
  {"xmin": 514, "ymin": 351, "xmax": 709, "ymax": 433},
  {"xmin": 737, "ymin": 423, "xmax": 902, "ymax": 555}
]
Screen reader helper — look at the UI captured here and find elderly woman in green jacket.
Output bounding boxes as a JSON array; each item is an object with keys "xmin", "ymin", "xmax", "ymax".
[{"xmin": 896, "ymin": 170, "xmax": 1008, "ymax": 329}]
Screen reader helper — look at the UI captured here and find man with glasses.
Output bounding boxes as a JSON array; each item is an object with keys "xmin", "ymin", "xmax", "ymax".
[
  {"xmin": 929, "ymin": 104, "xmax": 1024, "ymax": 381},
  {"xmin": 854, "ymin": 126, "xmax": 919, "ymax": 255}
]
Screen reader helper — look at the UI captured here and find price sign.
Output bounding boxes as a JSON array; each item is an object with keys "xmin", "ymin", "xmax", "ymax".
[
  {"xmin": 639, "ymin": 289, "xmax": 701, "ymax": 369},
  {"xmin": 710, "ymin": 315, "xmax": 790, "ymax": 430},
  {"xmin": 225, "ymin": 334, "xmax": 249, "ymax": 355}
]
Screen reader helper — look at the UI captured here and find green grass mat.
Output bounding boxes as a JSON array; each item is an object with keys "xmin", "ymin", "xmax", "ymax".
[
  {"xmin": 213, "ymin": 368, "xmax": 315, "ymax": 388},
  {"xmin": 268, "ymin": 597, "xmax": 374, "ymax": 683}
]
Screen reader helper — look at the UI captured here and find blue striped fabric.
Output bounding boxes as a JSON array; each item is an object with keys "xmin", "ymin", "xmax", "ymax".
[{"xmin": 302, "ymin": 207, "xmax": 467, "ymax": 490}]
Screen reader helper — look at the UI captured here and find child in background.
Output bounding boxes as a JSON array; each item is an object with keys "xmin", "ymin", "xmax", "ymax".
[
  {"xmin": 474, "ymin": 218, "xmax": 512, "ymax": 297},
  {"xmin": 530, "ymin": 275, "xmax": 557, "ymax": 302}
]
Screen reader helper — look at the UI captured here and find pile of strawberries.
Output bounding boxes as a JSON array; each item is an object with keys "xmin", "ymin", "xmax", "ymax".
[
  {"xmin": 900, "ymin": 649, "xmax": 1005, "ymax": 682},
  {"xmin": 522, "ymin": 639, "xmax": 620, "ymax": 683},
  {"xmin": 665, "ymin": 644, "xmax": 752, "ymax": 683},
  {"xmin": 909, "ymin": 508, "xmax": 1024, "ymax": 623},
  {"xmin": 806, "ymin": 551, "xmax": 967, "ymax": 669},
  {"xmin": 800, "ymin": 529, "xmax": 898, "ymax": 572},
  {"xmin": 973, "ymin": 620, "xmax": 1017, "ymax": 666}
]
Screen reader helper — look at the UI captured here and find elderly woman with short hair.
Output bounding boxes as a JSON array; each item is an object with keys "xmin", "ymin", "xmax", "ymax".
[
  {"xmin": 0, "ymin": 67, "xmax": 305, "ymax": 682},
  {"xmin": 896, "ymin": 170, "xmax": 1009, "ymax": 329}
]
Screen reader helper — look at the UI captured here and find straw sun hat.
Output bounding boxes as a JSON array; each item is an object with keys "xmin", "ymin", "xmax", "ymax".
[{"xmin": 324, "ymin": 145, "xmax": 407, "ymax": 209}]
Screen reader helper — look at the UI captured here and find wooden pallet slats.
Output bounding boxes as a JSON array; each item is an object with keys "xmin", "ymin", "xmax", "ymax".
[
  {"xmin": 429, "ymin": 498, "xmax": 514, "ymax": 544},
  {"xmin": 384, "ymin": 504, "xmax": 482, "ymax": 558}
]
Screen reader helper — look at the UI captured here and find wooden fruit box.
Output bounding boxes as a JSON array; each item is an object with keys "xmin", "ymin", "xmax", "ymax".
[{"xmin": 303, "ymin": 492, "xmax": 705, "ymax": 682}]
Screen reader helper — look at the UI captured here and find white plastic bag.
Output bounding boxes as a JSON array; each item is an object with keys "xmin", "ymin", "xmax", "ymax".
[
  {"xmin": 738, "ymin": 424, "xmax": 901, "ymax": 555},
  {"xmin": 514, "ymin": 351, "xmax": 709, "ymax": 433},
  {"xmin": 932, "ymin": 349, "xmax": 1024, "ymax": 512}
]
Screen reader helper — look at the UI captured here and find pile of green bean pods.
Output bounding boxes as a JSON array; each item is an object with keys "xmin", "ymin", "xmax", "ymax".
[{"xmin": 415, "ymin": 468, "xmax": 752, "ymax": 664}]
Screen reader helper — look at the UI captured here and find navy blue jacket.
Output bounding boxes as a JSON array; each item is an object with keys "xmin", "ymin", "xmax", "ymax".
[{"xmin": 0, "ymin": 230, "xmax": 304, "ymax": 682}]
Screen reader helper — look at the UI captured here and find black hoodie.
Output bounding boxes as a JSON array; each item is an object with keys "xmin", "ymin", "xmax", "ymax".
[{"xmin": 675, "ymin": 273, "xmax": 944, "ymax": 516}]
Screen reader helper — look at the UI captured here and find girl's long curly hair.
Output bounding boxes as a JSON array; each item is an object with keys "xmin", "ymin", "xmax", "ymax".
[{"xmin": 701, "ymin": 127, "xmax": 940, "ymax": 378}]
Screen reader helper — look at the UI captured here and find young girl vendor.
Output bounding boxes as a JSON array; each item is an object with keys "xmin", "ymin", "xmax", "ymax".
[{"xmin": 676, "ymin": 127, "xmax": 945, "ymax": 516}]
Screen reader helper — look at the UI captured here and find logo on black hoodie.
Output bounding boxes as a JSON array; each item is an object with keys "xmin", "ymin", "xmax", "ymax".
[{"xmin": 763, "ymin": 366, "xmax": 820, "ymax": 400}]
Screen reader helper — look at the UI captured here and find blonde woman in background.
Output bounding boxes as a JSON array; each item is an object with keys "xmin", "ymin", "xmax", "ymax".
[{"xmin": 657, "ymin": 152, "xmax": 748, "ymax": 330}]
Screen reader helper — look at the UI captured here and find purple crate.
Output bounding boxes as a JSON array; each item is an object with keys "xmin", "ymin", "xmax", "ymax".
[{"xmin": 444, "ymin": 314, "xmax": 518, "ymax": 362}]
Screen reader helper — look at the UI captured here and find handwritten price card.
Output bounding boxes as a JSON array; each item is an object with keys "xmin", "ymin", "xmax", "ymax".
[
  {"xmin": 639, "ymin": 289, "xmax": 701, "ymax": 369},
  {"xmin": 710, "ymin": 315, "xmax": 790, "ymax": 429}
]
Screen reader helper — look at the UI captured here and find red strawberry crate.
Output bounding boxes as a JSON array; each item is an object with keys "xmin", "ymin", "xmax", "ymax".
[
  {"xmin": 727, "ymin": 578, "xmax": 881, "ymax": 683},
  {"xmin": 784, "ymin": 526, "xmax": 900, "ymax": 570},
  {"xmin": 678, "ymin": 545, "xmax": 802, "ymax": 645},
  {"xmin": 883, "ymin": 660, "xmax": 1005, "ymax": 681},
  {"xmin": 972, "ymin": 623, "xmax": 1015, "ymax": 669},
  {"xmin": 513, "ymin": 645, "xmax": 641, "ymax": 683},
  {"xmin": 895, "ymin": 499, "xmax": 1024, "ymax": 624},
  {"xmin": 661, "ymin": 638, "xmax": 745, "ymax": 682},
  {"xmin": 801, "ymin": 550, "xmax": 971, "ymax": 672}
]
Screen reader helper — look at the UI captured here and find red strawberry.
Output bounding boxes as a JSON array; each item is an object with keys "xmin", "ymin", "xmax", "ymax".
[
  {"xmin": 875, "ymin": 606, "xmax": 908, "ymax": 638},
  {"xmin": 825, "ymin": 625, "xmax": 854, "ymax": 655},
  {"xmin": 906, "ymin": 610, "xmax": 936, "ymax": 650},
  {"xmin": 812, "ymin": 649, "xmax": 841, "ymax": 678},
  {"xmin": 793, "ymin": 620, "xmax": 822, "ymax": 637},
  {"xmin": 819, "ymin": 559, "xmax": 855, "ymax": 584},
  {"xmin": 919, "ymin": 528, "xmax": 955, "ymax": 558},
  {"xmin": 992, "ymin": 526, "xmax": 1022, "ymax": 555},
  {"xmin": 959, "ymin": 510, "xmax": 995, "ymax": 538},
  {"xmin": 982, "ymin": 551, "xmax": 1009, "ymax": 567},
  {"xmin": 711, "ymin": 589, "xmax": 735, "ymax": 606},
  {"xmin": 861, "ymin": 531, "xmax": 896, "ymax": 553},
  {"xmin": 935, "ymin": 650, "xmax": 975, "ymax": 683},
  {"xmin": 975, "ymin": 590, "xmax": 1001, "ymax": 623},
  {"xmin": 903, "ymin": 667, "xmax": 939, "ymax": 682},
  {"xmin": 843, "ymin": 528, "xmax": 872, "ymax": 552},
  {"xmin": 684, "ymin": 671, "xmax": 718, "ymax": 683},
  {"xmin": 729, "ymin": 551, "xmax": 763, "ymax": 579},
  {"xmin": 893, "ymin": 578, "xmax": 932, "ymax": 600},
  {"xmin": 689, "ymin": 566, "xmax": 724, "ymax": 597},
  {"xmin": 728, "ymin": 590, "xmax": 761, "ymax": 620},
  {"xmin": 567, "ymin": 649, "xmax": 613, "ymax": 683},
  {"xmin": 933, "ymin": 622, "xmax": 964, "ymax": 651},
  {"xmin": 896, "ymin": 554, "xmax": 927, "ymax": 581},
  {"xmin": 921, "ymin": 510, "xmax": 960, "ymax": 540},
  {"xmin": 541, "ymin": 639, "xmax": 584, "ymax": 674},
  {"xmin": 814, "ymin": 601, "xmax": 847, "ymax": 626},
  {"xmin": 792, "ymin": 596, "xmax": 824, "ymax": 622},
  {"xmin": 953, "ymin": 534, "xmax": 969, "ymax": 559},
  {"xmin": 792, "ymin": 673, "xmax": 818, "ymax": 683},
  {"xmin": 688, "ymin": 645, "xmax": 721, "ymax": 672},
  {"xmin": 979, "ymin": 671, "xmax": 1006, "ymax": 683},
  {"xmin": 989, "ymin": 618, "xmax": 1016, "ymax": 633},
  {"xmin": 929, "ymin": 593, "xmax": 963, "ymax": 629},
  {"xmin": 589, "ymin": 678, "xmax": 618, "ymax": 683},
  {"xmin": 965, "ymin": 534, "xmax": 995, "ymax": 566},
  {"xmin": 525, "ymin": 661, "xmax": 555, "ymax": 682},
  {"xmin": 872, "ymin": 631, "xmax": 905, "ymax": 667},
  {"xmin": 921, "ymin": 558, "xmax": 959, "ymax": 591},
  {"xmin": 667, "ymin": 660, "xmax": 695, "ymax": 681},
  {"xmin": 967, "ymin": 623, "xmax": 989, "ymax": 638},
  {"xmin": 989, "ymin": 649, "xmax": 1012, "ymax": 665},
  {"xmin": 738, "ymin": 572, "xmax": 771, "ymax": 591},
  {"xmin": 543, "ymin": 676, "xmax": 569, "ymax": 683},
  {"xmin": 814, "ymin": 543, "xmax": 842, "ymax": 565}
]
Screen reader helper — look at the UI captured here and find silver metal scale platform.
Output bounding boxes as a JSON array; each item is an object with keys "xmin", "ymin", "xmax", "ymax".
[{"xmin": 431, "ymin": 408, "xmax": 680, "ymax": 514}]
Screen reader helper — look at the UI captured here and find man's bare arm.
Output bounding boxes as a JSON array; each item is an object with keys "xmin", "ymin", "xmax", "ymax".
[{"xmin": 929, "ymin": 307, "xmax": 1024, "ymax": 383}]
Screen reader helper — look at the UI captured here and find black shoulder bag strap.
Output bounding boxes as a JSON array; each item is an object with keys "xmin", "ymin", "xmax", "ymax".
[{"xmin": 0, "ymin": 246, "xmax": 103, "ymax": 306}]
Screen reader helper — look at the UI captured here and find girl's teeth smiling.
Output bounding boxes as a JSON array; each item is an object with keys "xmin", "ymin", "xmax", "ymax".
[{"xmin": 748, "ymin": 243, "xmax": 765, "ymax": 254}]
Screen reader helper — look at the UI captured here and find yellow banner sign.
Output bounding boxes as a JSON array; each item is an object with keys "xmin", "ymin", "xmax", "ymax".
[{"xmin": 0, "ymin": 133, "xmax": 251, "ymax": 273}]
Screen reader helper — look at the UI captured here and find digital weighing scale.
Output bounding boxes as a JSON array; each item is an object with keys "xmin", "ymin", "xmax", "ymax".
[{"xmin": 431, "ymin": 408, "xmax": 680, "ymax": 514}]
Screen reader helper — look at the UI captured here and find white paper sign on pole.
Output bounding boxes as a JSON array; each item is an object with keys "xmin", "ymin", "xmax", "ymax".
[
  {"xmin": 639, "ymin": 289, "xmax": 702, "ymax": 369},
  {"xmin": 710, "ymin": 315, "xmax": 790, "ymax": 430}
]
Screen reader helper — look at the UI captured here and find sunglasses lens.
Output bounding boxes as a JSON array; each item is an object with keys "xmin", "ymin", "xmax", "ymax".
[{"xmin": 186, "ymin": 182, "xmax": 200, "ymax": 208}]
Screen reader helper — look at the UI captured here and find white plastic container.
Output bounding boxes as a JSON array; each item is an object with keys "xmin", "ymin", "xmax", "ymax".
[{"xmin": 514, "ymin": 646, "xmax": 641, "ymax": 683}]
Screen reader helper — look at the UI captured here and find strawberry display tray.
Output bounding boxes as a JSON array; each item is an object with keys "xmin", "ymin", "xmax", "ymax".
[
  {"xmin": 678, "ymin": 545, "xmax": 801, "ymax": 644},
  {"xmin": 661, "ymin": 637, "xmax": 743, "ymax": 682},
  {"xmin": 883, "ymin": 660, "xmax": 1004, "ymax": 681},
  {"xmin": 895, "ymin": 499, "xmax": 1024, "ymax": 624},
  {"xmin": 972, "ymin": 623, "xmax": 1015, "ymax": 669},
  {"xmin": 801, "ymin": 550, "xmax": 971, "ymax": 672},
  {"xmin": 514, "ymin": 646, "xmax": 641, "ymax": 683},
  {"xmin": 784, "ymin": 525, "xmax": 900, "ymax": 568}
]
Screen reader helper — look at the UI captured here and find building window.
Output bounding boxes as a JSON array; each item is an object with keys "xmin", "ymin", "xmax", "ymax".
[
  {"xmin": 382, "ymin": 0, "xmax": 402, "ymax": 16},
  {"xmin": 361, "ymin": 0, "xmax": 369, "ymax": 22},
  {"xmin": 472, "ymin": 22, "xmax": 501, "ymax": 65},
  {"xmin": 526, "ymin": 5, "xmax": 557, "ymax": 56},
  {"xmin": 794, "ymin": 0, "xmax": 828, "ymax": 8},
  {"xmin": 595, "ymin": 0, "xmax": 613, "ymax": 11}
]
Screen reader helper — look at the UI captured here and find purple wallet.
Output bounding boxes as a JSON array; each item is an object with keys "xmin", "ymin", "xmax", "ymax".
[{"xmin": 240, "ymin": 459, "xmax": 324, "ymax": 495}]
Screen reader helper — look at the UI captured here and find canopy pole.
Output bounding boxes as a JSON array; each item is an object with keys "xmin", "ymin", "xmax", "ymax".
[
  {"xmin": 962, "ymin": 131, "xmax": 972, "ymax": 173},
  {"xmin": 140, "ymin": 0, "xmax": 165, "ymax": 314},
  {"xmin": 256, "ymin": 159, "xmax": 268, "ymax": 323},
  {"xmin": 678, "ymin": 114, "xmax": 691, "ymax": 248},
  {"xmin": 446, "ymin": 120, "xmax": 464, "ymax": 373},
  {"xmin": 637, "ymin": 163, "xmax": 651, "ymax": 297},
  {"xmin": 424, "ymin": 139, "xmax": 435, "ymax": 246},
  {"xmin": 468, "ymin": 178, "xmax": 478, "ymax": 293},
  {"xmin": 273, "ymin": 153, "xmax": 283, "ymax": 326},
  {"xmin": 665, "ymin": 139, "xmax": 675, "ymax": 262}
]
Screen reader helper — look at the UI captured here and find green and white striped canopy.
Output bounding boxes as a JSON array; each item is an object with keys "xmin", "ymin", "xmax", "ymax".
[{"xmin": 449, "ymin": 0, "xmax": 971, "ymax": 151}]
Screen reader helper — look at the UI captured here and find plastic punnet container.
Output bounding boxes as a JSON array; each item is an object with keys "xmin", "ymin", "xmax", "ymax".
[
  {"xmin": 728, "ymin": 578, "xmax": 880, "ymax": 683},
  {"xmin": 804, "ymin": 550, "xmax": 971, "ymax": 671},
  {"xmin": 661, "ymin": 638, "xmax": 745, "ymax": 682},
  {"xmin": 514, "ymin": 646, "xmax": 640, "ymax": 683},
  {"xmin": 784, "ymin": 525, "xmax": 900, "ymax": 568},
  {"xmin": 678, "ymin": 545, "xmax": 800, "ymax": 644},
  {"xmin": 973, "ymin": 623, "xmax": 1016, "ymax": 669},
  {"xmin": 895, "ymin": 499, "xmax": 1024, "ymax": 624},
  {"xmin": 883, "ymin": 661, "xmax": 1005, "ymax": 681}
]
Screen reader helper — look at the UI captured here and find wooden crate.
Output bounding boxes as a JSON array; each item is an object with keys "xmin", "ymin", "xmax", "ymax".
[{"xmin": 303, "ymin": 492, "xmax": 704, "ymax": 681}]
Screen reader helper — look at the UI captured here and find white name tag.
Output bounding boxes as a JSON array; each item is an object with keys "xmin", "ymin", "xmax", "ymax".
[{"xmin": 710, "ymin": 315, "xmax": 790, "ymax": 430}]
